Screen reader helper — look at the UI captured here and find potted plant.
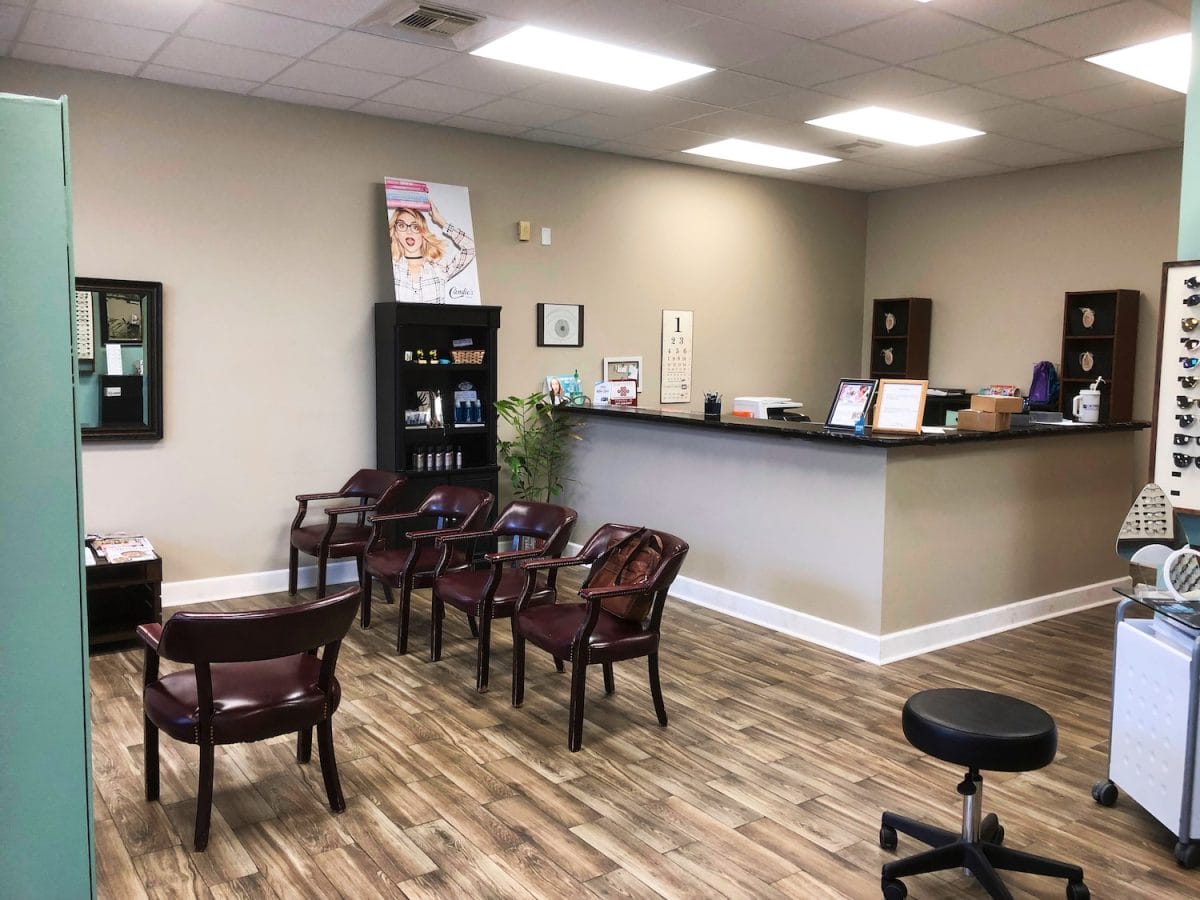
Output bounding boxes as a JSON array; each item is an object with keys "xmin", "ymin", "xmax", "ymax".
[{"xmin": 495, "ymin": 391, "xmax": 582, "ymax": 501}]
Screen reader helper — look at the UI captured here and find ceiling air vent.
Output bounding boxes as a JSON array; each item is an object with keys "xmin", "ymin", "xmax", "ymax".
[
  {"xmin": 834, "ymin": 139, "xmax": 884, "ymax": 155},
  {"xmin": 390, "ymin": 4, "xmax": 481, "ymax": 38}
]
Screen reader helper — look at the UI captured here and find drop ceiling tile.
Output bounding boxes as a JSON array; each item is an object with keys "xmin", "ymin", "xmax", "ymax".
[
  {"xmin": 591, "ymin": 140, "xmax": 668, "ymax": 159},
  {"xmin": 977, "ymin": 61, "xmax": 1123, "ymax": 100},
  {"xmin": 352, "ymin": 100, "xmax": 448, "ymax": 123},
  {"xmin": 1014, "ymin": 1, "xmax": 1188, "ymax": 57},
  {"xmin": 823, "ymin": 8, "xmax": 996, "ymax": 65},
  {"xmin": 308, "ymin": 32, "xmax": 456, "ymax": 77},
  {"xmin": 761, "ymin": 120, "xmax": 858, "ymax": 152},
  {"xmin": 465, "ymin": 96, "xmax": 577, "ymax": 128},
  {"xmin": 442, "ymin": 0, "xmax": 577, "ymax": 18},
  {"xmin": 228, "ymin": 0, "xmax": 383, "ymax": 27},
  {"xmin": 815, "ymin": 67, "xmax": 956, "ymax": 103},
  {"xmin": 736, "ymin": 40, "xmax": 884, "ymax": 88},
  {"xmin": 139, "ymin": 63, "xmax": 257, "ymax": 94},
  {"xmin": 1096, "ymin": 98, "xmax": 1185, "ymax": 140},
  {"xmin": 270, "ymin": 59, "xmax": 399, "ymax": 98},
  {"xmin": 645, "ymin": 17, "xmax": 805, "ymax": 69},
  {"xmin": 901, "ymin": 85, "xmax": 1019, "ymax": 117},
  {"xmin": 154, "ymin": 36, "xmax": 293, "ymax": 81},
  {"xmin": 967, "ymin": 102, "xmax": 1078, "ymax": 137},
  {"xmin": 0, "ymin": 41, "xmax": 11, "ymax": 55},
  {"xmin": 253, "ymin": 83, "xmax": 358, "ymax": 109},
  {"xmin": 536, "ymin": 0, "xmax": 709, "ymax": 46},
  {"xmin": 676, "ymin": 107, "xmax": 794, "ymax": 140},
  {"xmin": 21, "ymin": 9, "xmax": 167, "ymax": 60},
  {"xmin": 1, "ymin": 5, "xmax": 23, "ymax": 41},
  {"xmin": 1046, "ymin": 128, "xmax": 1174, "ymax": 155},
  {"xmin": 1023, "ymin": 115, "xmax": 1154, "ymax": 147},
  {"xmin": 672, "ymin": 0, "xmax": 916, "ymax": 41},
  {"xmin": 514, "ymin": 78, "xmax": 636, "ymax": 112},
  {"xmin": 35, "ymin": 0, "xmax": 202, "ymax": 32},
  {"xmin": 549, "ymin": 111, "xmax": 648, "ymax": 140},
  {"xmin": 13, "ymin": 40, "xmax": 141, "ymax": 74},
  {"xmin": 1041, "ymin": 79, "xmax": 1182, "ymax": 115},
  {"xmin": 908, "ymin": 37, "xmax": 1066, "ymax": 83},
  {"xmin": 598, "ymin": 93, "xmax": 721, "ymax": 125},
  {"xmin": 440, "ymin": 114, "xmax": 530, "ymax": 137},
  {"xmin": 522, "ymin": 128, "xmax": 604, "ymax": 148},
  {"xmin": 952, "ymin": 133, "xmax": 1086, "ymax": 166},
  {"xmin": 928, "ymin": 0, "xmax": 1119, "ymax": 33},
  {"xmin": 661, "ymin": 70, "xmax": 794, "ymax": 108},
  {"xmin": 737, "ymin": 87, "xmax": 854, "ymax": 123},
  {"xmin": 816, "ymin": 159, "xmax": 936, "ymax": 187},
  {"xmin": 183, "ymin": 2, "xmax": 337, "ymax": 57},
  {"xmin": 372, "ymin": 79, "xmax": 498, "ymax": 115},
  {"xmin": 882, "ymin": 154, "xmax": 1012, "ymax": 179},
  {"xmin": 1151, "ymin": 0, "xmax": 1190, "ymax": 14},
  {"xmin": 414, "ymin": 54, "xmax": 547, "ymax": 95}
]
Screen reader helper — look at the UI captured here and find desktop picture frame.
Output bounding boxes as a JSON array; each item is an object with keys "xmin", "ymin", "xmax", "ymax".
[
  {"xmin": 872, "ymin": 378, "xmax": 928, "ymax": 434},
  {"xmin": 824, "ymin": 378, "xmax": 877, "ymax": 431},
  {"xmin": 603, "ymin": 355, "xmax": 643, "ymax": 393}
]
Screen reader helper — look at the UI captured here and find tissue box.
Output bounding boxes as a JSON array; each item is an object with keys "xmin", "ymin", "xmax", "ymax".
[
  {"xmin": 957, "ymin": 409, "xmax": 1012, "ymax": 432},
  {"xmin": 971, "ymin": 394, "xmax": 1024, "ymax": 414}
]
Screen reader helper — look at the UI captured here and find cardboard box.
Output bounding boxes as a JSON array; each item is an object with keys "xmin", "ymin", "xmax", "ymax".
[
  {"xmin": 957, "ymin": 409, "xmax": 1012, "ymax": 432},
  {"xmin": 971, "ymin": 394, "xmax": 1024, "ymax": 414}
]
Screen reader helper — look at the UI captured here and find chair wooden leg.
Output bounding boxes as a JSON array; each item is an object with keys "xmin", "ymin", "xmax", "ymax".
[
  {"xmin": 554, "ymin": 657, "xmax": 565, "ymax": 673},
  {"xmin": 648, "ymin": 652, "xmax": 668, "ymax": 726},
  {"xmin": 511, "ymin": 620, "xmax": 526, "ymax": 707},
  {"xmin": 476, "ymin": 614, "xmax": 492, "ymax": 693},
  {"xmin": 568, "ymin": 660, "xmax": 588, "ymax": 752},
  {"xmin": 144, "ymin": 716, "xmax": 159, "ymax": 801},
  {"xmin": 430, "ymin": 594, "xmax": 444, "ymax": 662},
  {"xmin": 287, "ymin": 546, "xmax": 299, "ymax": 595},
  {"xmin": 316, "ymin": 719, "xmax": 346, "ymax": 813},
  {"xmin": 194, "ymin": 743, "xmax": 215, "ymax": 852},
  {"xmin": 382, "ymin": 582, "xmax": 395, "ymax": 604},
  {"xmin": 467, "ymin": 615, "xmax": 479, "ymax": 638},
  {"xmin": 602, "ymin": 662, "xmax": 615, "ymax": 695},
  {"xmin": 360, "ymin": 577, "xmax": 373, "ymax": 629},
  {"xmin": 396, "ymin": 577, "xmax": 411, "ymax": 655},
  {"xmin": 296, "ymin": 728, "xmax": 313, "ymax": 763},
  {"xmin": 317, "ymin": 551, "xmax": 329, "ymax": 599}
]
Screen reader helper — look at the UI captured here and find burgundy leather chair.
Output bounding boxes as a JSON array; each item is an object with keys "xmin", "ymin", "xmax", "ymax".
[
  {"xmin": 287, "ymin": 468, "xmax": 407, "ymax": 615},
  {"xmin": 363, "ymin": 484, "xmax": 494, "ymax": 648},
  {"xmin": 431, "ymin": 500, "xmax": 577, "ymax": 692},
  {"xmin": 137, "ymin": 585, "xmax": 359, "ymax": 852},
  {"xmin": 512, "ymin": 524, "xmax": 689, "ymax": 751}
]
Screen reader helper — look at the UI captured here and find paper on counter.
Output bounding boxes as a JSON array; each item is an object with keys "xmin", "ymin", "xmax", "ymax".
[{"xmin": 105, "ymin": 343, "xmax": 123, "ymax": 375}]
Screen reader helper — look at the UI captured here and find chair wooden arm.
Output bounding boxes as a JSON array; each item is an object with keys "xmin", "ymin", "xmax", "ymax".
[
  {"xmin": 407, "ymin": 526, "xmax": 460, "ymax": 542},
  {"xmin": 137, "ymin": 622, "xmax": 163, "ymax": 652},
  {"xmin": 484, "ymin": 546, "xmax": 545, "ymax": 564},
  {"xmin": 436, "ymin": 528, "xmax": 494, "ymax": 545},
  {"xmin": 369, "ymin": 509, "xmax": 425, "ymax": 524},
  {"xmin": 520, "ymin": 554, "xmax": 589, "ymax": 571},
  {"xmin": 325, "ymin": 501, "xmax": 377, "ymax": 517},
  {"xmin": 295, "ymin": 490, "xmax": 343, "ymax": 502},
  {"xmin": 579, "ymin": 581, "xmax": 651, "ymax": 602}
]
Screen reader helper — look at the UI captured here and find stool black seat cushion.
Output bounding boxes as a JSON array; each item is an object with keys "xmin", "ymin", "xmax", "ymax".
[{"xmin": 903, "ymin": 688, "xmax": 1056, "ymax": 772}]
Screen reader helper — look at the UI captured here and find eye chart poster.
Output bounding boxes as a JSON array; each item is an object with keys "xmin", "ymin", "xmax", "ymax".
[{"xmin": 661, "ymin": 309, "xmax": 693, "ymax": 403}]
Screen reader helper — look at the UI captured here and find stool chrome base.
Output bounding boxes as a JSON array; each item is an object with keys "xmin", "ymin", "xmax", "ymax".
[{"xmin": 879, "ymin": 770, "xmax": 1089, "ymax": 900}]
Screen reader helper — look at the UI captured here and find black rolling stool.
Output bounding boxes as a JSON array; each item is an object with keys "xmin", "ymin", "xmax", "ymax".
[{"xmin": 879, "ymin": 688, "xmax": 1089, "ymax": 900}]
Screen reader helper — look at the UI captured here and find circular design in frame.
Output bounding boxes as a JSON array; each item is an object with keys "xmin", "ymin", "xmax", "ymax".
[{"xmin": 536, "ymin": 302, "xmax": 584, "ymax": 347}]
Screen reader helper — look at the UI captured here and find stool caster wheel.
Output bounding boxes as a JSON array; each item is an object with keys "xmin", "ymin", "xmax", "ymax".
[
  {"xmin": 879, "ymin": 824, "xmax": 897, "ymax": 851},
  {"xmin": 980, "ymin": 813, "xmax": 1003, "ymax": 845},
  {"xmin": 1174, "ymin": 840, "xmax": 1200, "ymax": 868},
  {"xmin": 1066, "ymin": 880, "xmax": 1089, "ymax": 900},
  {"xmin": 882, "ymin": 877, "xmax": 907, "ymax": 900},
  {"xmin": 1091, "ymin": 780, "xmax": 1118, "ymax": 807}
]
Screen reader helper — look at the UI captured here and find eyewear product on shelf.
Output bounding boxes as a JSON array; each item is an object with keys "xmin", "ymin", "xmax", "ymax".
[
  {"xmin": 1185, "ymin": 318, "xmax": 1200, "ymax": 332},
  {"xmin": 1187, "ymin": 276, "xmax": 1200, "ymax": 289},
  {"xmin": 1176, "ymin": 434, "xmax": 1195, "ymax": 445},
  {"xmin": 1174, "ymin": 452, "xmax": 1200, "ymax": 468},
  {"xmin": 1179, "ymin": 396, "xmax": 1199, "ymax": 409},
  {"xmin": 1183, "ymin": 357, "xmax": 1200, "ymax": 369},
  {"xmin": 1182, "ymin": 376, "xmax": 1199, "ymax": 388}
]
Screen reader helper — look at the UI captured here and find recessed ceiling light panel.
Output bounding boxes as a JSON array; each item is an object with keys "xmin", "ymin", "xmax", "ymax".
[
  {"xmin": 806, "ymin": 106, "xmax": 984, "ymax": 146},
  {"xmin": 1086, "ymin": 33, "xmax": 1190, "ymax": 94},
  {"xmin": 683, "ymin": 139, "xmax": 840, "ymax": 170},
  {"xmin": 470, "ymin": 25, "xmax": 713, "ymax": 91}
]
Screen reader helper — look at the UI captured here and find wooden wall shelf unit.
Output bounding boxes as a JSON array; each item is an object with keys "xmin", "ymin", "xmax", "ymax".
[
  {"xmin": 1060, "ymin": 289, "xmax": 1139, "ymax": 424},
  {"xmin": 86, "ymin": 555, "xmax": 162, "ymax": 650},
  {"xmin": 870, "ymin": 297, "xmax": 931, "ymax": 380},
  {"xmin": 375, "ymin": 302, "xmax": 501, "ymax": 513}
]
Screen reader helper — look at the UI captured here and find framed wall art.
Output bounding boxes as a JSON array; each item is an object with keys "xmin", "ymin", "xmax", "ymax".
[{"xmin": 537, "ymin": 303, "xmax": 584, "ymax": 347}]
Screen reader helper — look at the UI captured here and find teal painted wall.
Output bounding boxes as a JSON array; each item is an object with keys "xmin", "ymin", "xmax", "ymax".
[
  {"xmin": 1180, "ymin": 0, "xmax": 1200, "ymax": 257},
  {"xmin": 0, "ymin": 93, "xmax": 95, "ymax": 897}
]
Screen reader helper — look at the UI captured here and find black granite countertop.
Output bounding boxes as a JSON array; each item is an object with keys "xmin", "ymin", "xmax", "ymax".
[{"xmin": 561, "ymin": 404, "xmax": 1148, "ymax": 449}]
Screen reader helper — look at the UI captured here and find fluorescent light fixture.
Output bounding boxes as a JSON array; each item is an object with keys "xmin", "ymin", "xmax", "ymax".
[
  {"xmin": 683, "ymin": 139, "xmax": 840, "ymax": 170},
  {"xmin": 470, "ymin": 25, "xmax": 712, "ymax": 91},
  {"xmin": 1086, "ymin": 33, "xmax": 1190, "ymax": 93},
  {"xmin": 806, "ymin": 106, "xmax": 984, "ymax": 146}
]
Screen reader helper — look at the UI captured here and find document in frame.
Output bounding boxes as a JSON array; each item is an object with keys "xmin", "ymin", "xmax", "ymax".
[{"xmin": 873, "ymin": 379, "xmax": 928, "ymax": 434}]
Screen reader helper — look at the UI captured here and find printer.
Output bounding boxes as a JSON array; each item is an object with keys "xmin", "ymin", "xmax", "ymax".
[{"xmin": 733, "ymin": 396, "xmax": 802, "ymax": 419}]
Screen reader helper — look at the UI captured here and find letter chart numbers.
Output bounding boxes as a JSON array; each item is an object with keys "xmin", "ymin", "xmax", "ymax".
[{"xmin": 661, "ymin": 309, "xmax": 693, "ymax": 404}]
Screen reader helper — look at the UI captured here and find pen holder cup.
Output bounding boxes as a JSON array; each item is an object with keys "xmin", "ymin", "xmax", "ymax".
[{"xmin": 704, "ymin": 400, "xmax": 722, "ymax": 419}]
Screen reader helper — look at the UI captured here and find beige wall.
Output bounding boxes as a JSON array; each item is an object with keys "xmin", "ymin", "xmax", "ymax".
[
  {"xmin": 864, "ymin": 149, "xmax": 1181, "ymax": 486},
  {"xmin": 1, "ymin": 59, "xmax": 867, "ymax": 583}
]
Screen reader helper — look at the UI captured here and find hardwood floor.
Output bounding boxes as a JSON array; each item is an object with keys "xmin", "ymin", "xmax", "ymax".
[{"xmin": 89, "ymin": 584, "xmax": 1199, "ymax": 898}]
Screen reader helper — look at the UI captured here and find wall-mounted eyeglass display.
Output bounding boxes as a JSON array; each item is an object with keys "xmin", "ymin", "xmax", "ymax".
[
  {"xmin": 1176, "ymin": 434, "xmax": 1195, "ymax": 445},
  {"xmin": 1174, "ymin": 452, "xmax": 1200, "ymax": 468},
  {"xmin": 1179, "ymin": 395, "xmax": 1199, "ymax": 410}
]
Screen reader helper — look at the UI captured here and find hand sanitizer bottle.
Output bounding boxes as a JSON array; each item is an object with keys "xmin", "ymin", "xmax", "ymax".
[{"xmin": 855, "ymin": 412, "xmax": 866, "ymax": 436}]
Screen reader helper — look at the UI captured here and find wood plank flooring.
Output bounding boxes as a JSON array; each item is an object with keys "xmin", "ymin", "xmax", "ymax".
[{"xmin": 88, "ymin": 583, "xmax": 1200, "ymax": 898}]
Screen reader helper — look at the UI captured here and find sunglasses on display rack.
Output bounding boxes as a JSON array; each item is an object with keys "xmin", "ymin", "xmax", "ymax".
[
  {"xmin": 1185, "ymin": 318, "xmax": 1200, "ymax": 332},
  {"xmin": 1183, "ymin": 376, "xmax": 1199, "ymax": 389},
  {"xmin": 1175, "ymin": 452, "xmax": 1200, "ymax": 468},
  {"xmin": 1180, "ymin": 396, "xmax": 1200, "ymax": 409},
  {"xmin": 1177, "ymin": 434, "xmax": 1195, "ymax": 446},
  {"xmin": 1184, "ymin": 338, "xmax": 1200, "ymax": 351},
  {"xmin": 1186, "ymin": 294, "xmax": 1200, "ymax": 307},
  {"xmin": 1184, "ymin": 358, "xmax": 1200, "ymax": 369},
  {"xmin": 1180, "ymin": 414, "xmax": 1197, "ymax": 427},
  {"xmin": 1187, "ymin": 276, "xmax": 1200, "ymax": 289}
]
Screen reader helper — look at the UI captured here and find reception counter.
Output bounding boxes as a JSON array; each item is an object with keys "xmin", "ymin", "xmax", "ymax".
[{"xmin": 560, "ymin": 406, "xmax": 1146, "ymax": 664}]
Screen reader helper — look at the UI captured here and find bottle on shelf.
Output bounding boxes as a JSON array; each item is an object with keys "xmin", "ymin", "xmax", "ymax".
[{"xmin": 455, "ymin": 446, "xmax": 463, "ymax": 469}]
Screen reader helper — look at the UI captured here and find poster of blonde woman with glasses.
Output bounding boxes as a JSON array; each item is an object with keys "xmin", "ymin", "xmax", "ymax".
[{"xmin": 385, "ymin": 178, "xmax": 481, "ymax": 304}]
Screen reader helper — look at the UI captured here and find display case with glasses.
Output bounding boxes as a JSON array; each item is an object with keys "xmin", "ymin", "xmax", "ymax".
[
  {"xmin": 1060, "ymin": 288, "xmax": 1139, "ymax": 424},
  {"xmin": 1153, "ymin": 261, "xmax": 1200, "ymax": 514},
  {"xmin": 869, "ymin": 297, "xmax": 931, "ymax": 380}
]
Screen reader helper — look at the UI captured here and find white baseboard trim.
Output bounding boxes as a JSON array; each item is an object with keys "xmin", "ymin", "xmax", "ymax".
[
  {"xmin": 161, "ymin": 560, "xmax": 358, "ymax": 607},
  {"xmin": 163, "ymin": 549, "xmax": 1127, "ymax": 666}
]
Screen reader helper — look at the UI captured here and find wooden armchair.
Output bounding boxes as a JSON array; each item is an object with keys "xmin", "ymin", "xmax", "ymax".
[
  {"xmin": 363, "ymin": 484, "xmax": 494, "ymax": 647},
  {"xmin": 287, "ymin": 468, "xmax": 407, "ymax": 610},
  {"xmin": 512, "ymin": 524, "xmax": 689, "ymax": 751},
  {"xmin": 431, "ymin": 500, "xmax": 577, "ymax": 692},
  {"xmin": 138, "ymin": 585, "xmax": 359, "ymax": 851}
]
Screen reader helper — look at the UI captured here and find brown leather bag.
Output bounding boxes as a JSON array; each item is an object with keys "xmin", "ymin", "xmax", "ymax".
[{"xmin": 589, "ymin": 528, "xmax": 664, "ymax": 621}]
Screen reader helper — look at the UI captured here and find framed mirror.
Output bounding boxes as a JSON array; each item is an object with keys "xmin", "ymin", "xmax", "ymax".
[{"xmin": 76, "ymin": 277, "xmax": 163, "ymax": 441}]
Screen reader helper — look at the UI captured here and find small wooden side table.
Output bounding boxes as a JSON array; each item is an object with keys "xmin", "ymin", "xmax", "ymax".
[{"xmin": 86, "ymin": 554, "xmax": 162, "ymax": 650}]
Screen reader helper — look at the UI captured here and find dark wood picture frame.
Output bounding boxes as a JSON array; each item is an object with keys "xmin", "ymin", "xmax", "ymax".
[
  {"xmin": 824, "ymin": 378, "xmax": 877, "ymax": 431},
  {"xmin": 537, "ymin": 302, "xmax": 584, "ymax": 347}
]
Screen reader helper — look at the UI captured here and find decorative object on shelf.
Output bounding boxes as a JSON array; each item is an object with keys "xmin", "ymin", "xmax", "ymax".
[
  {"xmin": 661, "ymin": 309, "xmax": 693, "ymax": 403},
  {"xmin": 1080, "ymin": 350, "xmax": 1094, "ymax": 373},
  {"xmin": 703, "ymin": 391, "xmax": 722, "ymax": 419},
  {"xmin": 1060, "ymin": 288, "xmax": 1138, "ymax": 426},
  {"xmin": 385, "ymin": 177, "xmax": 480, "ymax": 305},
  {"xmin": 871, "ymin": 379, "xmax": 928, "ymax": 434},
  {"xmin": 495, "ymin": 392, "xmax": 582, "ymax": 501},
  {"xmin": 870, "ymin": 298, "xmax": 931, "ymax": 380},
  {"xmin": 603, "ymin": 355, "xmax": 642, "ymax": 393},
  {"xmin": 825, "ymin": 378, "xmax": 878, "ymax": 431},
  {"xmin": 537, "ymin": 302, "xmax": 583, "ymax": 346},
  {"xmin": 544, "ymin": 373, "xmax": 581, "ymax": 406},
  {"xmin": 451, "ymin": 348, "xmax": 484, "ymax": 364},
  {"xmin": 1152, "ymin": 262, "xmax": 1200, "ymax": 514},
  {"xmin": 1080, "ymin": 306, "xmax": 1096, "ymax": 329}
]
